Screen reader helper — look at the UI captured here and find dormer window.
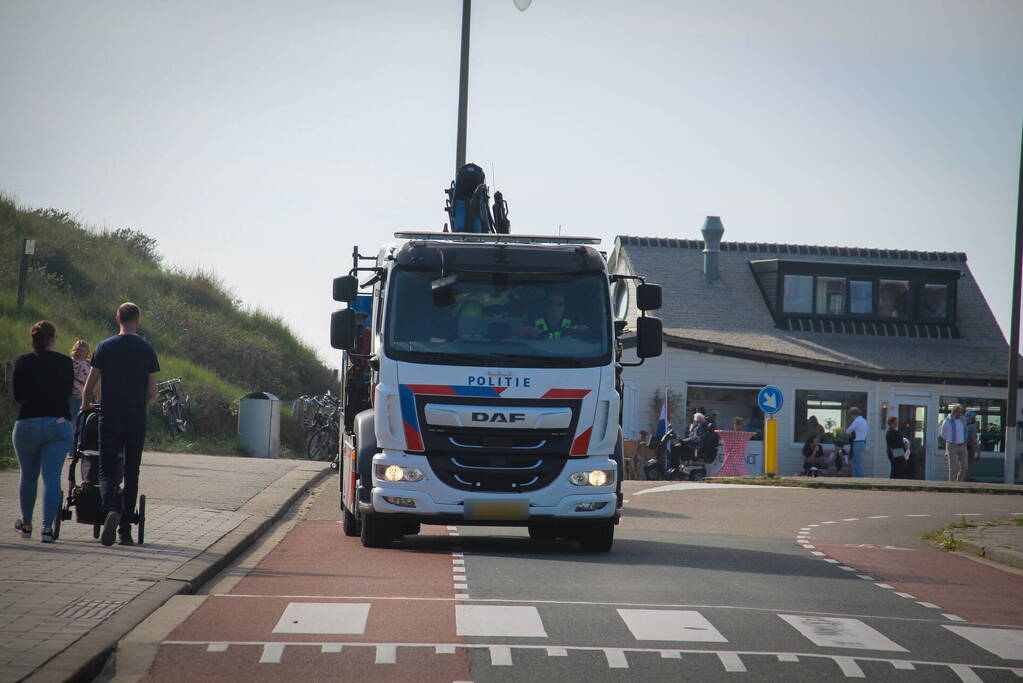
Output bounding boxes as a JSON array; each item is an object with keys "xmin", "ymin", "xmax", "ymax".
[{"xmin": 752, "ymin": 259, "xmax": 959, "ymax": 336}]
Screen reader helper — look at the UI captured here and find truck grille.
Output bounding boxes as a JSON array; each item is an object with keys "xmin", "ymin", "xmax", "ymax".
[{"xmin": 427, "ymin": 454, "xmax": 566, "ymax": 493}]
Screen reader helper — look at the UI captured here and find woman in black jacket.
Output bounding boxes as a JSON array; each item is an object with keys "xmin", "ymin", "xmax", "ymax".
[
  {"xmin": 12, "ymin": 320, "xmax": 74, "ymax": 543},
  {"xmin": 885, "ymin": 415, "xmax": 907, "ymax": 479}
]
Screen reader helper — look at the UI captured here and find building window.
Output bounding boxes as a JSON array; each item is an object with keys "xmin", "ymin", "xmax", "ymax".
[
  {"xmin": 937, "ymin": 397, "xmax": 1005, "ymax": 452},
  {"xmin": 922, "ymin": 283, "xmax": 948, "ymax": 319},
  {"xmin": 878, "ymin": 280, "xmax": 910, "ymax": 318},
  {"xmin": 815, "ymin": 277, "xmax": 846, "ymax": 315},
  {"xmin": 685, "ymin": 385, "xmax": 763, "ymax": 441},
  {"xmin": 794, "ymin": 390, "xmax": 869, "ymax": 444},
  {"xmin": 783, "ymin": 275, "xmax": 813, "ymax": 313},
  {"xmin": 849, "ymin": 280, "xmax": 873, "ymax": 314}
]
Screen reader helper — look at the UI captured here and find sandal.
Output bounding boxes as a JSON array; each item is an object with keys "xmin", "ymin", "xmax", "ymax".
[{"xmin": 14, "ymin": 520, "xmax": 31, "ymax": 538}]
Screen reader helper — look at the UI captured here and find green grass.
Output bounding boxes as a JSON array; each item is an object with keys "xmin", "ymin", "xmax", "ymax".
[
  {"xmin": 924, "ymin": 517, "xmax": 1017, "ymax": 552},
  {"xmin": 0, "ymin": 195, "xmax": 336, "ymax": 467}
]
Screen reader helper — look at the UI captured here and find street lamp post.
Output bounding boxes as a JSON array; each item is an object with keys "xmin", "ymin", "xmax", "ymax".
[{"xmin": 454, "ymin": 0, "xmax": 531, "ymax": 173}]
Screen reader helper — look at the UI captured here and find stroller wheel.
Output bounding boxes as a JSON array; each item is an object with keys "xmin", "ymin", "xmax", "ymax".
[
  {"xmin": 136, "ymin": 495, "xmax": 146, "ymax": 546},
  {"xmin": 93, "ymin": 524, "xmax": 101, "ymax": 539}
]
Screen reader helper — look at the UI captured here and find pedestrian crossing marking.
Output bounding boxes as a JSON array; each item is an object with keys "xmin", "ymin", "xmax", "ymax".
[
  {"xmin": 718, "ymin": 652, "xmax": 746, "ymax": 672},
  {"xmin": 456, "ymin": 605, "xmax": 547, "ymax": 637},
  {"xmin": 834, "ymin": 656, "xmax": 865, "ymax": 677},
  {"xmin": 779, "ymin": 615, "xmax": 907, "ymax": 652},
  {"xmin": 950, "ymin": 664, "xmax": 984, "ymax": 683},
  {"xmin": 490, "ymin": 645, "xmax": 513, "ymax": 666},
  {"xmin": 260, "ymin": 643, "xmax": 285, "ymax": 663},
  {"xmin": 618, "ymin": 609, "xmax": 728, "ymax": 643},
  {"xmin": 944, "ymin": 625, "xmax": 1023, "ymax": 660},
  {"xmin": 375, "ymin": 644, "xmax": 396, "ymax": 664},
  {"xmin": 272, "ymin": 603, "xmax": 370, "ymax": 635},
  {"xmin": 605, "ymin": 648, "xmax": 629, "ymax": 668},
  {"xmin": 321, "ymin": 643, "xmax": 343, "ymax": 653}
]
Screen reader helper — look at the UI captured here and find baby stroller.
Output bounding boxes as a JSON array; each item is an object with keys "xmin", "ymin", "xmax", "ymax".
[{"xmin": 58, "ymin": 406, "xmax": 146, "ymax": 544}]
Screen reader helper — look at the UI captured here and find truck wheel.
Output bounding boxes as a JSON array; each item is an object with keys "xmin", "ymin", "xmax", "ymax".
[
  {"xmin": 528, "ymin": 523, "xmax": 558, "ymax": 541},
  {"xmin": 360, "ymin": 513, "xmax": 394, "ymax": 548},
  {"xmin": 342, "ymin": 504, "xmax": 361, "ymax": 537},
  {"xmin": 576, "ymin": 520, "xmax": 614, "ymax": 553}
]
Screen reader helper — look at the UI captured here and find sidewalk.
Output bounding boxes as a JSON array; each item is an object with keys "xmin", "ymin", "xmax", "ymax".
[{"xmin": 0, "ymin": 452, "xmax": 331, "ymax": 683}]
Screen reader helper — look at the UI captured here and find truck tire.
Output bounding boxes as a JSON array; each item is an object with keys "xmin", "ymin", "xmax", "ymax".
[
  {"xmin": 360, "ymin": 513, "xmax": 395, "ymax": 548},
  {"xmin": 342, "ymin": 504, "xmax": 361, "ymax": 537},
  {"xmin": 353, "ymin": 411, "xmax": 377, "ymax": 504},
  {"xmin": 576, "ymin": 520, "xmax": 614, "ymax": 552}
]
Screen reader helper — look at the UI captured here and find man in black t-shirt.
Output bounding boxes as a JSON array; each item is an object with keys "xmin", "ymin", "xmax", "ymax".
[{"xmin": 82, "ymin": 302, "xmax": 160, "ymax": 546}]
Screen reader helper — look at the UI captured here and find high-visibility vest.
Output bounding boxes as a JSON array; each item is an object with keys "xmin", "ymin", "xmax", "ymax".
[{"xmin": 534, "ymin": 316, "xmax": 574, "ymax": 339}]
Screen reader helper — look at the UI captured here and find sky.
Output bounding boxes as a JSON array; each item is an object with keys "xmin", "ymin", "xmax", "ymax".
[{"xmin": 1, "ymin": 0, "xmax": 1021, "ymax": 371}]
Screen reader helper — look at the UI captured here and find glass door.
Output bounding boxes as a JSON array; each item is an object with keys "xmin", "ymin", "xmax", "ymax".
[{"xmin": 897, "ymin": 404, "xmax": 927, "ymax": 480}]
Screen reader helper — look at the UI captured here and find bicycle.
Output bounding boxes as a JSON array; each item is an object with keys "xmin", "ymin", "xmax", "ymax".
[{"xmin": 156, "ymin": 378, "xmax": 192, "ymax": 436}]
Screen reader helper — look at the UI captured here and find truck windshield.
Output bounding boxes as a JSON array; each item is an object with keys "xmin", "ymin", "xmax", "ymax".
[{"xmin": 385, "ymin": 268, "xmax": 611, "ymax": 368}]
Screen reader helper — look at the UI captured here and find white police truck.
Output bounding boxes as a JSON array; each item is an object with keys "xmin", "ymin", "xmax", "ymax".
[{"xmin": 330, "ymin": 165, "xmax": 662, "ymax": 551}]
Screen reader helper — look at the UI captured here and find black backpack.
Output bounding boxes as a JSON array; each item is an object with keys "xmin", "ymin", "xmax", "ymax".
[{"xmin": 700, "ymin": 422, "xmax": 720, "ymax": 462}]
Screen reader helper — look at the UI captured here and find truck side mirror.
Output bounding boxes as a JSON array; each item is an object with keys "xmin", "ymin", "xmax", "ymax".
[
  {"xmin": 635, "ymin": 316, "xmax": 663, "ymax": 358},
  {"xmin": 636, "ymin": 283, "xmax": 662, "ymax": 311},
  {"xmin": 330, "ymin": 308, "xmax": 356, "ymax": 350},
  {"xmin": 333, "ymin": 276, "xmax": 358, "ymax": 303}
]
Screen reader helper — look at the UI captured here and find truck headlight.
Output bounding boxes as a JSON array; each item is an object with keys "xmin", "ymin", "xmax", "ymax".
[
  {"xmin": 376, "ymin": 464, "xmax": 426, "ymax": 482},
  {"xmin": 569, "ymin": 469, "xmax": 614, "ymax": 487}
]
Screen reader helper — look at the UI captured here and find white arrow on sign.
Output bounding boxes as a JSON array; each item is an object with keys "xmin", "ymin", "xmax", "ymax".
[{"xmin": 762, "ymin": 392, "xmax": 777, "ymax": 410}]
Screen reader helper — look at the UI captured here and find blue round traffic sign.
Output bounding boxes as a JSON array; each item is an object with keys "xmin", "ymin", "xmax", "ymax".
[{"xmin": 757, "ymin": 386, "xmax": 783, "ymax": 415}]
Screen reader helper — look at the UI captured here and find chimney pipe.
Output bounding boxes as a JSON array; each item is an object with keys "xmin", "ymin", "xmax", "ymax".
[{"xmin": 701, "ymin": 216, "xmax": 724, "ymax": 284}]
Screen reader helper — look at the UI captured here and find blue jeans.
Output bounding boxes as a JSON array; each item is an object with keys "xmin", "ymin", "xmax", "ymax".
[
  {"xmin": 849, "ymin": 440, "xmax": 866, "ymax": 477},
  {"xmin": 98, "ymin": 410, "xmax": 147, "ymax": 532},
  {"xmin": 13, "ymin": 417, "xmax": 73, "ymax": 528}
]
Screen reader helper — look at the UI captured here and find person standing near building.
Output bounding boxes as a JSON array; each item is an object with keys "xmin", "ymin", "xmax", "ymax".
[
  {"xmin": 12, "ymin": 321, "xmax": 74, "ymax": 543},
  {"xmin": 965, "ymin": 410, "xmax": 981, "ymax": 477},
  {"xmin": 884, "ymin": 415, "xmax": 908, "ymax": 479},
  {"xmin": 941, "ymin": 404, "xmax": 970, "ymax": 482},
  {"xmin": 845, "ymin": 407, "xmax": 868, "ymax": 477},
  {"xmin": 81, "ymin": 303, "xmax": 160, "ymax": 546}
]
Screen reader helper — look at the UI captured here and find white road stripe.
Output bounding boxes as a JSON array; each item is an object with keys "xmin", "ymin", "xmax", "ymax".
[
  {"xmin": 894, "ymin": 592, "xmax": 916, "ymax": 599},
  {"xmin": 718, "ymin": 652, "xmax": 746, "ymax": 672},
  {"xmin": 868, "ymin": 516, "xmax": 888, "ymax": 519},
  {"xmin": 207, "ymin": 642, "xmax": 228, "ymax": 652},
  {"xmin": 822, "ymin": 521, "xmax": 837, "ymax": 524},
  {"xmin": 453, "ymin": 559, "xmax": 465, "ymax": 565},
  {"xmin": 436, "ymin": 645, "xmax": 455, "ymax": 654},
  {"xmin": 808, "ymin": 524, "xmax": 820, "ymax": 527},
  {"xmin": 547, "ymin": 647, "xmax": 567, "ymax": 656},
  {"xmin": 825, "ymin": 559, "xmax": 840, "ymax": 564},
  {"xmin": 874, "ymin": 583, "xmax": 894, "ymax": 589},
  {"xmin": 906, "ymin": 514, "xmax": 931, "ymax": 517},
  {"xmin": 812, "ymin": 551, "xmax": 826, "ymax": 556},
  {"xmin": 943, "ymin": 625, "xmax": 1023, "ymax": 660},
  {"xmin": 321, "ymin": 643, "xmax": 343, "ymax": 653},
  {"xmin": 605, "ymin": 648, "xmax": 629, "ymax": 668},
  {"xmin": 454, "ymin": 567, "xmax": 466, "ymax": 573},
  {"xmin": 840, "ymin": 566, "xmax": 855, "ymax": 572},
  {"xmin": 455, "ymin": 594, "xmax": 469, "ymax": 599},
  {"xmin": 457, "ymin": 605, "xmax": 547, "ymax": 637},
  {"xmin": 490, "ymin": 646, "xmax": 513, "ymax": 666},
  {"xmin": 943, "ymin": 614, "xmax": 966, "ymax": 622},
  {"xmin": 272, "ymin": 603, "xmax": 370, "ymax": 635},
  {"xmin": 260, "ymin": 643, "xmax": 285, "ymax": 664},
  {"xmin": 891, "ymin": 660, "xmax": 915, "ymax": 670},
  {"xmin": 617, "ymin": 609, "xmax": 729, "ymax": 642},
  {"xmin": 949, "ymin": 664, "xmax": 984, "ymax": 683},
  {"xmin": 452, "ymin": 552, "xmax": 464, "ymax": 557},
  {"xmin": 916, "ymin": 602, "xmax": 941, "ymax": 609},
  {"xmin": 857, "ymin": 575, "xmax": 875, "ymax": 581},
  {"xmin": 660, "ymin": 650, "xmax": 682, "ymax": 659},
  {"xmin": 779, "ymin": 614, "xmax": 907, "ymax": 652},
  {"xmin": 777, "ymin": 653, "xmax": 799, "ymax": 662},
  {"xmin": 842, "ymin": 518, "xmax": 860, "ymax": 522},
  {"xmin": 447, "ymin": 526, "xmax": 458, "ymax": 530},
  {"xmin": 834, "ymin": 656, "xmax": 865, "ymax": 677},
  {"xmin": 375, "ymin": 645, "xmax": 396, "ymax": 664}
]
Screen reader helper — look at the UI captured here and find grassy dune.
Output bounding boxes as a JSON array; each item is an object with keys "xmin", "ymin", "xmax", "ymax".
[{"xmin": 0, "ymin": 196, "xmax": 335, "ymax": 467}]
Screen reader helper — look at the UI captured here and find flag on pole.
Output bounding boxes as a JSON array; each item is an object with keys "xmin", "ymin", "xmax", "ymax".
[{"xmin": 655, "ymin": 390, "xmax": 671, "ymax": 460}]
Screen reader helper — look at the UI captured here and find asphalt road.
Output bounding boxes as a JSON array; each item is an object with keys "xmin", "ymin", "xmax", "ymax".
[{"xmin": 125, "ymin": 479, "xmax": 1023, "ymax": 682}]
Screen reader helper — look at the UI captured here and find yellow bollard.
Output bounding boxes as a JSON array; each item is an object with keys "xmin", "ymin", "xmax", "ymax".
[{"xmin": 765, "ymin": 417, "xmax": 777, "ymax": 476}]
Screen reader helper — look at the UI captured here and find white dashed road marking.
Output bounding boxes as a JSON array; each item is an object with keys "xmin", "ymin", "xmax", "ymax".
[
  {"xmin": 617, "ymin": 609, "xmax": 729, "ymax": 642},
  {"xmin": 779, "ymin": 615, "xmax": 907, "ymax": 652},
  {"xmin": 456, "ymin": 605, "xmax": 548, "ymax": 638},
  {"xmin": 943, "ymin": 625, "xmax": 1023, "ymax": 660},
  {"xmin": 272, "ymin": 603, "xmax": 370, "ymax": 635}
]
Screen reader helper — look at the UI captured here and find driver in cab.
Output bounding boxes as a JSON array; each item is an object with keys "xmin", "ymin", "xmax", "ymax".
[{"xmin": 524, "ymin": 291, "xmax": 587, "ymax": 339}]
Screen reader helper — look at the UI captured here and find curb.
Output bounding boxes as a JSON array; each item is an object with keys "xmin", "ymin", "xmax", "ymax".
[
  {"xmin": 708, "ymin": 476, "xmax": 1023, "ymax": 495},
  {"xmin": 955, "ymin": 537, "xmax": 1023, "ymax": 572},
  {"xmin": 25, "ymin": 462, "xmax": 334, "ymax": 683}
]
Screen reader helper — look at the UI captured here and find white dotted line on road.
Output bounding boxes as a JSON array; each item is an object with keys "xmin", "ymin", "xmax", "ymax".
[
  {"xmin": 448, "ymin": 526, "xmax": 468, "ymax": 600},
  {"xmin": 795, "ymin": 514, "xmax": 967, "ymax": 622}
]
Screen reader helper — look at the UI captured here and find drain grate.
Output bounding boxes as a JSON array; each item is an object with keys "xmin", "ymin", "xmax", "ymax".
[{"xmin": 53, "ymin": 599, "xmax": 126, "ymax": 620}]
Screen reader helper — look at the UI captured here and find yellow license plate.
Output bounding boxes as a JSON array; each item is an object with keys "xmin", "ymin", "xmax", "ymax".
[{"xmin": 464, "ymin": 499, "xmax": 529, "ymax": 521}]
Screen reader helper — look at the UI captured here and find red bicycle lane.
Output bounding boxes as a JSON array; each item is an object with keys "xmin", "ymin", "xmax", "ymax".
[{"xmin": 143, "ymin": 521, "xmax": 471, "ymax": 682}]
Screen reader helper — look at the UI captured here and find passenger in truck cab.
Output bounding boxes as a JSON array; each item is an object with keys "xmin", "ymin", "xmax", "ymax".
[{"xmin": 524, "ymin": 290, "xmax": 587, "ymax": 339}]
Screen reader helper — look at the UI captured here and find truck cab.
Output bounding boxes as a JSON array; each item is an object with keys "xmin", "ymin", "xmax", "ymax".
[{"xmin": 331, "ymin": 231, "xmax": 661, "ymax": 551}]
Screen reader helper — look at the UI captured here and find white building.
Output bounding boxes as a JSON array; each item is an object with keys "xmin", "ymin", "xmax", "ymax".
[{"xmin": 609, "ymin": 219, "xmax": 1021, "ymax": 482}]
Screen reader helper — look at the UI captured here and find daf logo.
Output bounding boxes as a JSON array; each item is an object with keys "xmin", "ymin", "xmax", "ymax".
[{"xmin": 472, "ymin": 411, "xmax": 526, "ymax": 424}]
